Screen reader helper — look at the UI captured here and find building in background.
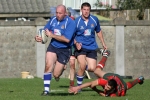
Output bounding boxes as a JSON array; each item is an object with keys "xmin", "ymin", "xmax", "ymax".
[
  {"xmin": 0, "ymin": 0, "xmax": 149, "ymax": 21},
  {"xmin": 63, "ymin": 0, "xmax": 117, "ymax": 10}
]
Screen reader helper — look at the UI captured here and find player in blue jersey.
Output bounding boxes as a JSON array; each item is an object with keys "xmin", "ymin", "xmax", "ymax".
[
  {"xmin": 74, "ymin": 2, "xmax": 107, "ymax": 88},
  {"xmin": 35, "ymin": 4, "xmax": 76, "ymax": 96}
]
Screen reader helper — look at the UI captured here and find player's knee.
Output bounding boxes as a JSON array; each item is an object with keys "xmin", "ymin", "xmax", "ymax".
[
  {"xmin": 79, "ymin": 67, "xmax": 86, "ymax": 72},
  {"xmin": 53, "ymin": 73, "xmax": 59, "ymax": 78},
  {"xmin": 70, "ymin": 63, "xmax": 75, "ymax": 69},
  {"xmin": 94, "ymin": 69, "xmax": 99, "ymax": 75},
  {"xmin": 88, "ymin": 67, "xmax": 95, "ymax": 72}
]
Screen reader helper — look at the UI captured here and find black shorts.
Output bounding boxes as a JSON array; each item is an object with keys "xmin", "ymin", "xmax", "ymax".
[
  {"xmin": 47, "ymin": 44, "xmax": 71, "ymax": 65},
  {"xmin": 75, "ymin": 48, "xmax": 97, "ymax": 60}
]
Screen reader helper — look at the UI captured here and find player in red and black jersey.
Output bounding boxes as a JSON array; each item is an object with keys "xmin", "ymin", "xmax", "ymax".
[{"xmin": 68, "ymin": 50, "xmax": 144, "ymax": 97}]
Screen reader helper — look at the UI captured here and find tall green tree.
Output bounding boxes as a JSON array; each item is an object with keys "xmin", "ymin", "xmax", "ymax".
[{"xmin": 116, "ymin": 0, "xmax": 150, "ymax": 20}]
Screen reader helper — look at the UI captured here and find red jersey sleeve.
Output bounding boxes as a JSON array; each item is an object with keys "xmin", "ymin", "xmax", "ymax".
[{"xmin": 97, "ymin": 78, "xmax": 107, "ymax": 86}]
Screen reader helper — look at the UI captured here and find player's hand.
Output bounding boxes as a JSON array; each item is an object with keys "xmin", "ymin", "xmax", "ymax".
[
  {"xmin": 45, "ymin": 29, "xmax": 53, "ymax": 38},
  {"xmin": 68, "ymin": 86, "xmax": 79, "ymax": 94},
  {"xmin": 75, "ymin": 42, "xmax": 82, "ymax": 50},
  {"xmin": 35, "ymin": 35, "xmax": 42, "ymax": 42},
  {"xmin": 102, "ymin": 44, "xmax": 107, "ymax": 50}
]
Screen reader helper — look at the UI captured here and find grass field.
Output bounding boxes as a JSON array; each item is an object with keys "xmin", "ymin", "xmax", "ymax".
[{"xmin": 0, "ymin": 78, "xmax": 149, "ymax": 100}]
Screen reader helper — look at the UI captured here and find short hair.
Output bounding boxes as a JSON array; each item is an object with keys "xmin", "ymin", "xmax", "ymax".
[
  {"xmin": 81, "ymin": 2, "xmax": 91, "ymax": 10},
  {"xmin": 108, "ymin": 79, "xmax": 117, "ymax": 88},
  {"xmin": 57, "ymin": 4, "xmax": 66, "ymax": 12}
]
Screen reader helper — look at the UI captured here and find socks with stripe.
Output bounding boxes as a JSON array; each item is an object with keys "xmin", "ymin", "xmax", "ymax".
[
  {"xmin": 96, "ymin": 56, "xmax": 107, "ymax": 69},
  {"xmin": 43, "ymin": 72, "xmax": 52, "ymax": 93},
  {"xmin": 76, "ymin": 75, "xmax": 84, "ymax": 86}
]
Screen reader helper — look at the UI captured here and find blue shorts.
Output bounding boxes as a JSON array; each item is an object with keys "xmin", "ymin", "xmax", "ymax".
[
  {"xmin": 47, "ymin": 44, "xmax": 71, "ymax": 65},
  {"xmin": 75, "ymin": 48, "xmax": 97, "ymax": 60}
]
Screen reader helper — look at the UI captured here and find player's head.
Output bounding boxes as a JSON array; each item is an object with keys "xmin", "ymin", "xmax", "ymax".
[
  {"xmin": 56, "ymin": 5, "xmax": 67, "ymax": 21},
  {"xmin": 104, "ymin": 79, "xmax": 117, "ymax": 93},
  {"xmin": 81, "ymin": 2, "xmax": 91, "ymax": 19}
]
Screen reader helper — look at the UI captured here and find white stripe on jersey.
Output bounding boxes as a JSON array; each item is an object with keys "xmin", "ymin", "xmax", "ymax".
[
  {"xmin": 65, "ymin": 18, "xmax": 68, "ymax": 29},
  {"xmin": 90, "ymin": 16, "xmax": 97, "ymax": 26},
  {"xmin": 77, "ymin": 18, "xmax": 81, "ymax": 28},
  {"xmin": 50, "ymin": 17, "xmax": 56, "ymax": 25}
]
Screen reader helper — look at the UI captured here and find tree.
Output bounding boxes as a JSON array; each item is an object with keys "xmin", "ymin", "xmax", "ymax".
[
  {"xmin": 116, "ymin": 0, "xmax": 150, "ymax": 20},
  {"xmin": 94, "ymin": 0, "xmax": 112, "ymax": 18}
]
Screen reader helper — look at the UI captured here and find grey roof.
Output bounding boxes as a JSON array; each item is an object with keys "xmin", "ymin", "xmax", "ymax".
[{"xmin": 0, "ymin": 0, "xmax": 51, "ymax": 14}]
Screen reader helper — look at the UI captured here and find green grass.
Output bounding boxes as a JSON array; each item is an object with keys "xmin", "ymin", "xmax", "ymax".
[{"xmin": 0, "ymin": 78, "xmax": 149, "ymax": 100}]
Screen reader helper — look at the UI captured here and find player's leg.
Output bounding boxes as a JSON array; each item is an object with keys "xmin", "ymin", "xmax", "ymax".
[
  {"xmin": 86, "ymin": 57, "xmax": 97, "ymax": 71},
  {"xmin": 97, "ymin": 49, "xmax": 110, "ymax": 69},
  {"xmin": 41, "ymin": 51, "xmax": 57, "ymax": 96},
  {"xmin": 53, "ymin": 61, "xmax": 66, "ymax": 80},
  {"xmin": 53, "ymin": 47, "xmax": 71, "ymax": 81},
  {"xmin": 85, "ymin": 49, "xmax": 97, "ymax": 72},
  {"xmin": 69, "ymin": 56, "xmax": 76, "ymax": 87},
  {"xmin": 76, "ymin": 54, "xmax": 86, "ymax": 87},
  {"xmin": 126, "ymin": 76, "xmax": 144, "ymax": 90},
  {"xmin": 94, "ymin": 49, "xmax": 110, "ymax": 78}
]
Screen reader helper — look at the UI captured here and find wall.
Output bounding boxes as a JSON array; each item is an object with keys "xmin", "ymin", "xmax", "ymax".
[
  {"xmin": 0, "ymin": 21, "xmax": 37, "ymax": 78},
  {"xmin": 0, "ymin": 17, "xmax": 150, "ymax": 79}
]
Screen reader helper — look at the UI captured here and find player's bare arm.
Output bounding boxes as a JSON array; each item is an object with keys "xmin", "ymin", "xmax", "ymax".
[
  {"xmin": 92, "ymin": 86, "xmax": 105, "ymax": 96},
  {"xmin": 97, "ymin": 30, "xmax": 107, "ymax": 49},
  {"xmin": 69, "ymin": 79, "xmax": 99, "ymax": 94},
  {"xmin": 45, "ymin": 28, "xmax": 70, "ymax": 43}
]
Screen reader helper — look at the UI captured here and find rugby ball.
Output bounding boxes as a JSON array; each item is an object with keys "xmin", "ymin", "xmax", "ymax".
[{"xmin": 38, "ymin": 29, "xmax": 48, "ymax": 44}]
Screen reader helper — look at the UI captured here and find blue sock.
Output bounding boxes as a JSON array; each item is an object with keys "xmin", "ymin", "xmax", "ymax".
[
  {"xmin": 76, "ymin": 75, "xmax": 84, "ymax": 86},
  {"xmin": 43, "ymin": 73, "xmax": 52, "ymax": 93}
]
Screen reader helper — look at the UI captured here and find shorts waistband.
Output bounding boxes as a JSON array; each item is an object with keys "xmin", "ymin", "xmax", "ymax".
[{"xmin": 51, "ymin": 44, "xmax": 71, "ymax": 49}]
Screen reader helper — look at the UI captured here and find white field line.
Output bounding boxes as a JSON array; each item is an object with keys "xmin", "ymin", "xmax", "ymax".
[{"xmin": 51, "ymin": 89, "xmax": 65, "ymax": 92}]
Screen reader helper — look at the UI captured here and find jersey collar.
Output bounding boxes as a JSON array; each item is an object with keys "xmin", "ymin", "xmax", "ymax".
[{"xmin": 57, "ymin": 15, "xmax": 68, "ymax": 22}]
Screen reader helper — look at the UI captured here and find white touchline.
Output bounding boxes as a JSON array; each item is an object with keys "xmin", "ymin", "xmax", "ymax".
[{"xmin": 51, "ymin": 89, "xmax": 65, "ymax": 92}]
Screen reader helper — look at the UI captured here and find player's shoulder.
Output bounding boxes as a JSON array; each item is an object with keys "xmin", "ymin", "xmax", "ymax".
[
  {"xmin": 75, "ymin": 16, "xmax": 81, "ymax": 21},
  {"xmin": 50, "ymin": 16, "xmax": 56, "ymax": 20},
  {"xmin": 66, "ymin": 16, "xmax": 73, "ymax": 21},
  {"xmin": 68, "ymin": 16, "xmax": 75, "ymax": 23},
  {"xmin": 90, "ymin": 15, "xmax": 99, "ymax": 20},
  {"xmin": 66, "ymin": 16, "xmax": 76, "ymax": 27},
  {"xmin": 48, "ymin": 16, "xmax": 57, "ymax": 23}
]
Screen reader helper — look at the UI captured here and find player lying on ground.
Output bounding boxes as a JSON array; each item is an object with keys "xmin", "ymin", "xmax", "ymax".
[{"xmin": 68, "ymin": 51, "xmax": 144, "ymax": 97}]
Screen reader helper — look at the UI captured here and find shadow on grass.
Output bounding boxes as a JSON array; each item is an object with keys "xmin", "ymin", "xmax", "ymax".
[
  {"xmin": 48, "ymin": 92, "xmax": 75, "ymax": 96},
  {"xmin": 59, "ymin": 85, "xmax": 69, "ymax": 88},
  {"xmin": 59, "ymin": 85, "xmax": 93, "ymax": 92},
  {"xmin": 82, "ymin": 89, "xmax": 93, "ymax": 92}
]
